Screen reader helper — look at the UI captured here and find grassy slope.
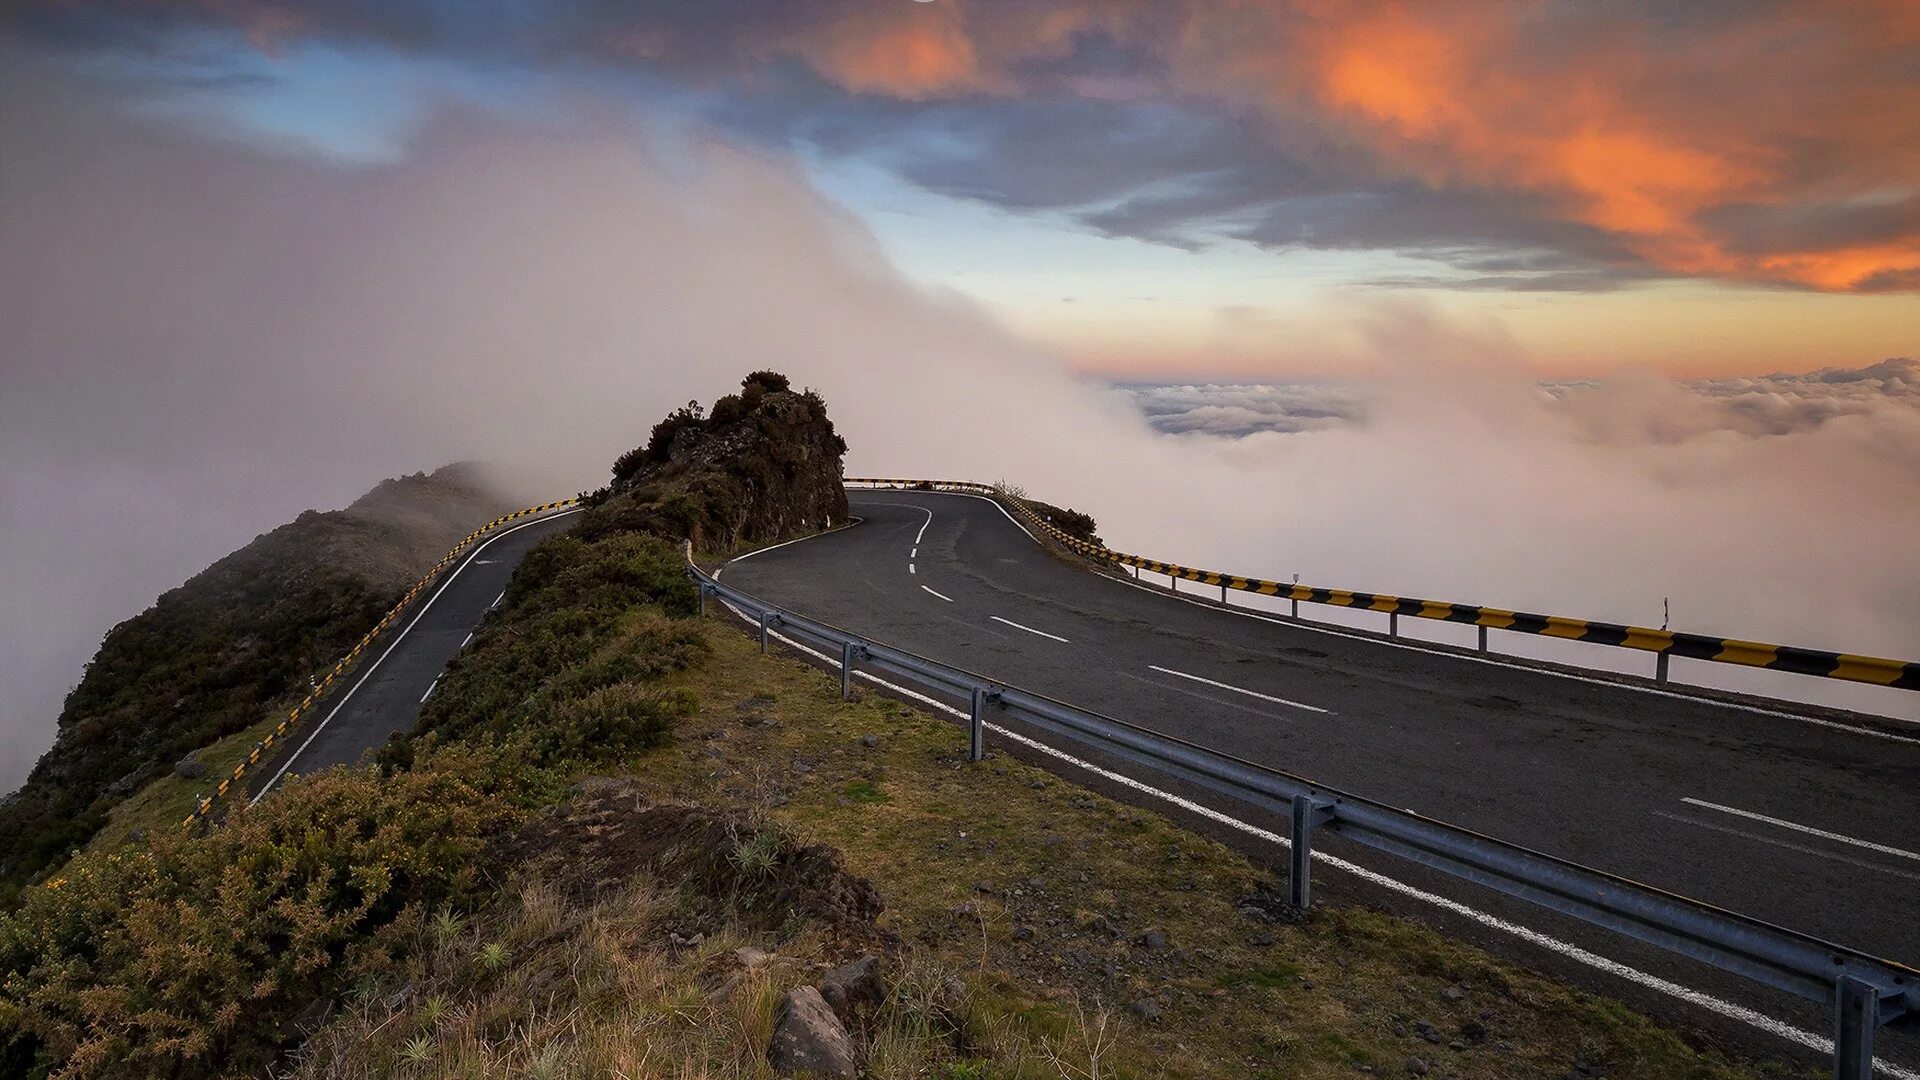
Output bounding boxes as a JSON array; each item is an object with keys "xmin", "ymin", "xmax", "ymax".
[
  {"xmin": 624, "ymin": 619, "xmax": 1809, "ymax": 1079},
  {"xmin": 291, "ymin": 596, "xmax": 1810, "ymax": 1079}
]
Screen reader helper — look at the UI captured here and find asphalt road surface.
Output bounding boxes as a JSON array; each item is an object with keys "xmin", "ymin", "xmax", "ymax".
[
  {"xmin": 723, "ymin": 489, "xmax": 1920, "ymax": 1071},
  {"xmin": 248, "ymin": 507, "xmax": 582, "ymax": 800}
]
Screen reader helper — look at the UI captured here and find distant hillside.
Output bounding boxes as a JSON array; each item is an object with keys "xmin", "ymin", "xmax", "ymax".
[
  {"xmin": 579, "ymin": 370, "xmax": 848, "ymax": 549},
  {"xmin": 0, "ymin": 464, "xmax": 516, "ymax": 893}
]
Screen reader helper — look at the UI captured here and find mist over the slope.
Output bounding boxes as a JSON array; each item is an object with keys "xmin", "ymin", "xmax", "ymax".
[{"xmin": 4, "ymin": 60, "xmax": 1917, "ymax": 789}]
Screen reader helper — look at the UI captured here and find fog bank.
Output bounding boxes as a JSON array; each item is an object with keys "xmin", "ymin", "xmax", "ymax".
[{"xmin": 6, "ymin": 59, "xmax": 1917, "ymax": 788}]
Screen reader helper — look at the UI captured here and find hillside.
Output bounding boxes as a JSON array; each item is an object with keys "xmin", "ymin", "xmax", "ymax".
[
  {"xmin": 0, "ymin": 463, "xmax": 516, "ymax": 893},
  {"xmin": 0, "ymin": 380, "xmax": 1800, "ymax": 1080}
]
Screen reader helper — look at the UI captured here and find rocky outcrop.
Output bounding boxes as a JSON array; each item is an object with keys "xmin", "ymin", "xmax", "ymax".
[{"xmin": 580, "ymin": 371, "xmax": 849, "ymax": 550}]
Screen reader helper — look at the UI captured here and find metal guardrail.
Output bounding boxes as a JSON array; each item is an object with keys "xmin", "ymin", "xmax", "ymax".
[
  {"xmin": 846, "ymin": 478, "xmax": 1920, "ymax": 694},
  {"xmin": 691, "ymin": 562, "xmax": 1915, "ymax": 1078},
  {"xmin": 182, "ymin": 498, "xmax": 581, "ymax": 828}
]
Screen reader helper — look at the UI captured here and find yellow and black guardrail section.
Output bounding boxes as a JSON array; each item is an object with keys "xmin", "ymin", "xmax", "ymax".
[
  {"xmin": 847, "ymin": 478, "xmax": 1920, "ymax": 693},
  {"xmin": 181, "ymin": 498, "xmax": 580, "ymax": 829}
]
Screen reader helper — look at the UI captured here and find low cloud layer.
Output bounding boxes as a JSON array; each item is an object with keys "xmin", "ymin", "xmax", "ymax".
[
  {"xmin": 1123, "ymin": 359, "xmax": 1920, "ymax": 442},
  {"xmin": 5, "ymin": 58, "xmax": 1918, "ymax": 789},
  {"xmin": 1121, "ymin": 383, "xmax": 1370, "ymax": 437}
]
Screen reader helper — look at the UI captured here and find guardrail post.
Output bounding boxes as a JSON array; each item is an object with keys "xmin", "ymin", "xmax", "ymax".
[
  {"xmin": 1290, "ymin": 597, "xmax": 1299, "ymax": 618},
  {"xmin": 840, "ymin": 641, "xmax": 856, "ymax": 700},
  {"xmin": 1656, "ymin": 651, "xmax": 1671, "ymax": 683},
  {"xmin": 1221, "ymin": 582, "xmax": 1228, "ymax": 605},
  {"xmin": 969, "ymin": 686, "xmax": 988, "ymax": 761},
  {"xmin": 759, "ymin": 611, "xmax": 771, "ymax": 654},
  {"xmin": 1289, "ymin": 794, "xmax": 1333, "ymax": 910},
  {"xmin": 1478, "ymin": 625, "xmax": 1488, "ymax": 652},
  {"xmin": 697, "ymin": 582, "xmax": 709, "ymax": 618},
  {"xmin": 1833, "ymin": 975, "xmax": 1880, "ymax": 1080},
  {"xmin": 1389, "ymin": 612, "xmax": 1399, "ymax": 637}
]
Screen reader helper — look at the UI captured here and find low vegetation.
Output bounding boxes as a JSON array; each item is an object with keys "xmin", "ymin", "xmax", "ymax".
[{"xmin": 0, "ymin": 743, "xmax": 534, "ymax": 1078}]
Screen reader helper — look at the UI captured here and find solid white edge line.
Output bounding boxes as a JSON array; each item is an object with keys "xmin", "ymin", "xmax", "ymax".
[
  {"xmin": 250, "ymin": 508, "xmax": 583, "ymax": 803},
  {"xmin": 489, "ymin": 588, "xmax": 506, "ymax": 608},
  {"xmin": 1681, "ymin": 798, "xmax": 1920, "ymax": 862},
  {"xmin": 1148, "ymin": 663, "xmax": 1330, "ymax": 714},
  {"xmin": 991, "ymin": 614, "xmax": 1069, "ymax": 643},
  {"xmin": 460, "ymin": 631, "xmax": 474, "ymax": 649},
  {"xmin": 718, "ymin": 596, "xmax": 1914, "ymax": 1079},
  {"xmin": 724, "ymin": 526, "xmax": 842, "ymax": 571},
  {"xmin": 855, "ymin": 488, "xmax": 1919, "ymax": 745},
  {"xmin": 921, "ymin": 585, "xmax": 955, "ymax": 603},
  {"xmin": 419, "ymin": 677, "xmax": 439, "ymax": 704}
]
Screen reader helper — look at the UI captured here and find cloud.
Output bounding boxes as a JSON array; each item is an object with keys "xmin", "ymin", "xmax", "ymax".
[
  {"xmin": 7, "ymin": 1, "xmax": 1919, "ymax": 292},
  {"xmin": 5, "ymin": 55, "xmax": 1919, "ymax": 793},
  {"xmin": 1122, "ymin": 383, "xmax": 1370, "ymax": 437},
  {"xmin": 1123, "ymin": 358, "xmax": 1920, "ymax": 441}
]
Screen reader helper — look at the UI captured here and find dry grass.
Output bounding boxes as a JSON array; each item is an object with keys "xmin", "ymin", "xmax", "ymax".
[
  {"xmin": 604, "ymin": 619, "xmax": 1816, "ymax": 1080},
  {"xmin": 285, "ymin": 864, "xmax": 1110, "ymax": 1080}
]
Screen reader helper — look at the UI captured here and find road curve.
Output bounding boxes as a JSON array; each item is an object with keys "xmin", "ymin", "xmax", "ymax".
[
  {"xmin": 248, "ymin": 507, "xmax": 582, "ymax": 800},
  {"xmin": 724, "ymin": 489, "xmax": 1920, "ymax": 1070}
]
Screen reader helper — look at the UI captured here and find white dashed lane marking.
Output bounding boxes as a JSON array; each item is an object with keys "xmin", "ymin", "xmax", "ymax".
[
  {"xmin": 1147, "ymin": 664, "xmax": 1329, "ymax": 714},
  {"xmin": 1681, "ymin": 797, "xmax": 1920, "ymax": 863},
  {"xmin": 991, "ymin": 615, "xmax": 1069, "ymax": 643}
]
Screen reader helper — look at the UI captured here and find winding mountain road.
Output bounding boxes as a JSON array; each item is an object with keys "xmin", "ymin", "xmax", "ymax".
[
  {"xmin": 723, "ymin": 489, "xmax": 1920, "ymax": 1072},
  {"xmin": 246, "ymin": 507, "xmax": 583, "ymax": 801}
]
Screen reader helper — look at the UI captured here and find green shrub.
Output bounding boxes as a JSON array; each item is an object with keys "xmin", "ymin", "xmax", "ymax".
[
  {"xmin": 0, "ymin": 744, "xmax": 533, "ymax": 1079},
  {"xmin": 539, "ymin": 685, "xmax": 696, "ymax": 762},
  {"xmin": 742, "ymin": 370, "xmax": 791, "ymax": 394},
  {"xmin": 402, "ymin": 531, "xmax": 704, "ymax": 762}
]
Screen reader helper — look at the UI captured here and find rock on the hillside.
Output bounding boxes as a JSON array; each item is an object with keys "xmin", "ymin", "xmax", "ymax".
[
  {"xmin": 817, "ymin": 954, "xmax": 886, "ymax": 1023},
  {"xmin": 174, "ymin": 752, "xmax": 206, "ymax": 780},
  {"xmin": 768, "ymin": 986, "xmax": 856, "ymax": 1079}
]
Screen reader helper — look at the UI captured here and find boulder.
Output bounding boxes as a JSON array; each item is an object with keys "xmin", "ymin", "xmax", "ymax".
[
  {"xmin": 174, "ymin": 752, "xmax": 206, "ymax": 780},
  {"xmin": 768, "ymin": 986, "xmax": 856, "ymax": 1079},
  {"xmin": 816, "ymin": 954, "xmax": 886, "ymax": 1023}
]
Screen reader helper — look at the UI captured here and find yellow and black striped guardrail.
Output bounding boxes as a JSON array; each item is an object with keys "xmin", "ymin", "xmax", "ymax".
[
  {"xmin": 181, "ymin": 498, "xmax": 580, "ymax": 828},
  {"xmin": 847, "ymin": 478, "xmax": 1920, "ymax": 694}
]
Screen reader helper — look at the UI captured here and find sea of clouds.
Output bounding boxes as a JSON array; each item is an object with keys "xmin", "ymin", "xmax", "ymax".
[{"xmin": 1121, "ymin": 359, "xmax": 1920, "ymax": 443}]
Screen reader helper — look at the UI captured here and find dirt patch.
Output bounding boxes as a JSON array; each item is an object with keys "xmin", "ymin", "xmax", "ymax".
[{"xmin": 497, "ymin": 778, "xmax": 883, "ymax": 939}]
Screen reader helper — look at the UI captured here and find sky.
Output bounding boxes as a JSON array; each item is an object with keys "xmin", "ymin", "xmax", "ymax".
[
  {"xmin": 3, "ymin": 0, "xmax": 1917, "ymax": 379},
  {"xmin": 2, "ymin": 3, "xmax": 1918, "ymax": 789}
]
